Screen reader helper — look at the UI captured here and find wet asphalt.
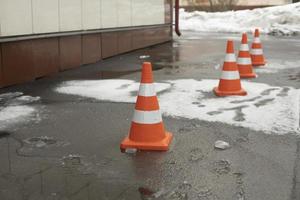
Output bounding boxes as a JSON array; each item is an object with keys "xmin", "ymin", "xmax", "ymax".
[{"xmin": 0, "ymin": 31, "xmax": 300, "ymax": 200}]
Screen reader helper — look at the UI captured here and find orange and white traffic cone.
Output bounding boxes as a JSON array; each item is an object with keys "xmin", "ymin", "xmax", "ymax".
[
  {"xmin": 237, "ymin": 33, "xmax": 257, "ymax": 78},
  {"xmin": 120, "ymin": 62, "xmax": 173, "ymax": 151},
  {"xmin": 250, "ymin": 28, "xmax": 266, "ymax": 66},
  {"xmin": 214, "ymin": 40, "xmax": 247, "ymax": 96}
]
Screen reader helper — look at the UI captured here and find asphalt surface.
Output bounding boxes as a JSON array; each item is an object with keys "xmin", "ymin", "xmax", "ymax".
[{"xmin": 0, "ymin": 31, "xmax": 300, "ymax": 200}]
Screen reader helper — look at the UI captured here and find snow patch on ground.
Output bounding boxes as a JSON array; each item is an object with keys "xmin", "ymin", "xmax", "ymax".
[
  {"xmin": 56, "ymin": 79, "xmax": 300, "ymax": 134},
  {"xmin": 180, "ymin": 3, "xmax": 300, "ymax": 36},
  {"xmin": 56, "ymin": 80, "xmax": 171, "ymax": 103},
  {"xmin": 160, "ymin": 79, "xmax": 299, "ymax": 134},
  {"xmin": 255, "ymin": 59, "xmax": 300, "ymax": 74},
  {"xmin": 0, "ymin": 92, "xmax": 40, "ymax": 129}
]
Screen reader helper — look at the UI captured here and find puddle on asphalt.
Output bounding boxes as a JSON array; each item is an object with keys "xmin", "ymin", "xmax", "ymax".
[
  {"xmin": 0, "ymin": 131, "xmax": 10, "ymax": 138},
  {"xmin": 98, "ymin": 70, "xmax": 141, "ymax": 79},
  {"xmin": 92, "ymin": 65, "xmax": 165, "ymax": 80},
  {"xmin": 23, "ymin": 136, "xmax": 68, "ymax": 148}
]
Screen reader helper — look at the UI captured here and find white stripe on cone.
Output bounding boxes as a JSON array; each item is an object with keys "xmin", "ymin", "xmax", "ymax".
[
  {"xmin": 253, "ymin": 37, "xmax": 261, "ymax": 44},
  {"xmin": 239, "ymin": 44, "xmax": 249, "ymax": 51},
  {"xmin": 138, "ymin": 83, "xmax": 156, "ymax": 97},
  {"xmin": 237, "ymin": 57, "xmax": 252, "ymax": 65},
  {"xmin": 225, "ymin": 53, "xmax": 236, "ymax": 62},
  {"xmin": 221, "ymin": 71, "xmax": 240, "ymax": 80},
  {"xmin": 251, "ymin": 49, "xmax": 263, "ymax": 55},
  {"xmin": 132, "ymin": 110, "xmax": 162, "ymax": 124}
]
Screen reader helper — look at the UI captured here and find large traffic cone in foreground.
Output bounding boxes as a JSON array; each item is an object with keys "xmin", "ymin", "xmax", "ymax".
[
  {"xmin": 120, "ymin": 62, "xmax": 173, "ymax": 151},
  {"xmin": 237, "ymin": 33, "xmax": 257, "ymax": 78},
  {"xmin": 250, "ymin": 28, "xmax": 266, "ymax": 66},
  {"xmin": 214, "ymin": 40, "xmax": 247, "ymax": 96}
]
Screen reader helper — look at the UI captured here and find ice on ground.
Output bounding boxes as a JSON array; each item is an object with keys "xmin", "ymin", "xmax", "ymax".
[
  {"xmin": 214, "ymin": 140, "xmax": 230, "ymax": 150},
  {"xmin": 255, "ymin": 59, "xmax": 300, "ymax": 74},
  {"xmin": 180, "ymin": 3, "xmax": 300, "ymax": 36},
  {"xmin": 56, "ymin": 79, "xmax": 300, "ymax": 134},
  {"xmin": 56, "ymin": 80, "xmax": 171, "ymax": 103},
  {"xmin": 0, "ymin": 92, "xmax": 40, "ymax": 129}
]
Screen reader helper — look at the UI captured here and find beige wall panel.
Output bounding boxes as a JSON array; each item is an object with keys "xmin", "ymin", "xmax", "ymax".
[
  {"xmin": 117, "ymin": 0, "xmax": 132, "ymax": 27},
  {"xmin": 82, "ymin": 0, "xmax": 101, "ymax": 30},
  {"xmin": 32, "ymin": 0, "xmax": 59, "ymax": 34},
  {"xmin": 0, "ymin": 0, "xmax": 33, "ymax": 36},
  {"xmin": 151, "ymin": 0, "xmax": 165, "ymax": 24},
  {"xmin": 132, "ymin": 0, "xmax": 150, "ymax": 26},
  {"xmin": 59, "ymin": 0, "xmax": 82, "ymax": 31},
  {"xmin": 101, "ymin": 0, "xmax": 118, "ymax": 28},
  {"xmin": 132, "ymin": 0, "xmax": 164, "ymax": 26}
]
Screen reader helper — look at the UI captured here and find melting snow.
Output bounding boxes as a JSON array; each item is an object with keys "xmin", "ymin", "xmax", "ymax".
[
  {"xmin": 56, "ymin": 80, "xmax": 171, "ymax": 103},
  {"xmin": 180, "ymin": 3, "xmax": 300, "ymax": 36},
  {"xmin": 0, "ymin": 92, "xmax": 40, "ymax": 129},
  {"xmin": 255, "ymin": 60, "xmax": 300, "ymax": 74},
  {"xmin": 56, "ymin": 79, "xmax": 300, "ymax": 134}
]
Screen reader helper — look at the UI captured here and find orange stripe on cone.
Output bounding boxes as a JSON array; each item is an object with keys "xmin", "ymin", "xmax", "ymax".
[
  {"xmin": 120, "ymin": 62, "xmax": 172, "ymax": 151},
  {"xmin": 214, "ymin": 40, "xmax": 247, "ymax": 96},
  {"xmin": 250, "ymin": 28, "xmax": 266, "ymax": 66},
  {"xmin": 237, "ymin": 33, "xmax": 257, "ymax": 78}
]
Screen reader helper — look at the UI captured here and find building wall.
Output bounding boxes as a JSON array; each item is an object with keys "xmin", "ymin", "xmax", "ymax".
[
  {"xmin": 0, "ymin": 0, "xmax": 166, "ymax": 37},
  {"xmin": 0, "ymin": 0, "xmax": 173, "ymax": 88}
]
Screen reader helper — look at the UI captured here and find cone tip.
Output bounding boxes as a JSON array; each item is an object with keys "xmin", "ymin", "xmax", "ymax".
[
  {"xmin": 141, "ymin": 62, "xmax": 153, "ymax": 83},
  {"xmin": 241, "ymin": 33, "xmax": 248, "ymax": 44},
  {"xmin": 226, "ymin": 40, "xmax": 234, "ymax": 53},
  {"xmin": 143, "ymin": 62, "xmax": 152, "ymax": 69},
  {"xmin": 254, "ymin": 28, "xmax": 260, "ymax": 37}
]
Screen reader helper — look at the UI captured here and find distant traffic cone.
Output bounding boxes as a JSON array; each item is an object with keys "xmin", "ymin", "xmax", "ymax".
[
  {"xmin": 237, "ymin": 33, "xmax": 257, "ymax": 78},
  {"xmin": 214, "ymin": 40, "xmax": 247, "ymax": 96},
  {"xmin": 250, "ymin": 28, "xmax": 266, "ymax": 66},
  {"xmin": 120, "ymin": 62, "xmax": 173, "ymax": 151}
]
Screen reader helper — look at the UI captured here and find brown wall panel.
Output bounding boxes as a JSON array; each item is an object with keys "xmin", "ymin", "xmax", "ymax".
[
  {"xmin": 59, "ymin": 36, "xmax": 82, "ymax": 70},
  {"xmin": 132, "ymin": 27, "xmax": 171, "ymax": 50},
  {"xmin": 82, "ymin": 34, "xmax": 101, "ymax": 65},
  {"xmin": 1, "ymin": 40, "xmax": 35, "ymax": 86},
  {"xmin": 0, "ymin": 45, "xmax": 3, "ymax": 87},
  {"xmin": 101, "ymin": 32, "xmax": 118, "ymax": 59},
  {"xmin": 158, "ymin": 27, "xmax": 172, "ymax": 42},
  {"xmin": 118, "ymin": 31, "xmax": 132, "ymax": 54},
  {"xmin": 32, "ymin": 38, "xmax": 59, "ymax": 78},
  {"xmin": 132, "ymin": 29, "xmax": 146, "ymax": 50},
  {"xmin": 0, "ymin": 26, "xmax": 172, "ymax": 87}
]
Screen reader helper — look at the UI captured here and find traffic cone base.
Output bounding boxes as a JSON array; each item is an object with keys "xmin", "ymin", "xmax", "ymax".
[
  {"xmin": 239, "ymin": 72, "xmax": 257, "ymax": 78},
  {"xmin": 251, "ymin": 55, "xmax": 266, "ymax": 66},
  {"xmin": 213, "ymin": 87, "xmax": 247, "ymax": 96},
  {"xmin": 120, "ymin": 131, "xmax": 172, "ymax": 151}
]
